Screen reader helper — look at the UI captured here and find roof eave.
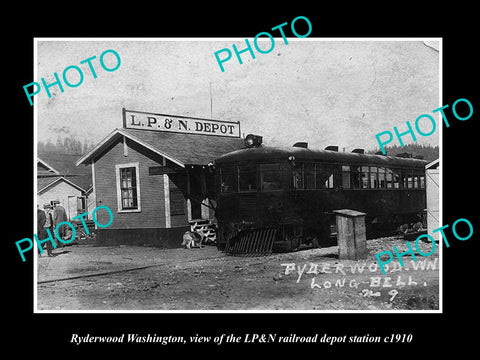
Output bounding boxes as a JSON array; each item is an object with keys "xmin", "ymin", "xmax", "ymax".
[
  {"xmin": 75, "ymin": 128, "xmax": 186, "ymax": 168},
  {"xmin": 38, "ymin": 176, "xmax": 87, "ymax": 194}
]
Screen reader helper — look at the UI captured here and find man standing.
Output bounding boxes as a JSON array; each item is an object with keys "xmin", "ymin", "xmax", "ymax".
[
  {"xmin": 37, "ymin": 205, "xmax": 46, "ymax": 256},
  {"xmin": 52, "ymin": 200, "xmax": 68, "ymax": 247},
  {"xmin": 40, "ymin": 204, "xmax": 55, "ymax": 257}
]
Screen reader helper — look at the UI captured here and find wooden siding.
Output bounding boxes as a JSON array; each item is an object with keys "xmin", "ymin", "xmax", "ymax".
[
  {"xmin": 37, "ymin": 180, "xmax": 83, "ymax": 221},
  {"xmin": 169, "ymin": 178, "xmax": 188, "ymax": 227},
  {"xmin": 94, "ymin": 137, "xmax": 188, "ymax": 229}
]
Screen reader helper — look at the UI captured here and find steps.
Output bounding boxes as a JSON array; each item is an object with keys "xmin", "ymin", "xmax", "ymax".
[{"xmin": 189, "ymin": 219, "xmax": 217, "ymax": 245}]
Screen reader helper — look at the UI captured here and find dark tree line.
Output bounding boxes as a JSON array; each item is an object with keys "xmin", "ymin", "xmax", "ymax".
[
  {"xmin": 367, "ymin": 143, "xmax": 439, "ymax": 162},
  {"xmin": 38, "ymin": 135, "xmax": 94, "ymax": 155}
]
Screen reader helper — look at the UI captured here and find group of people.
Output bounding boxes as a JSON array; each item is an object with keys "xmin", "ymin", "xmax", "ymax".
[{"xmin": 37, "ymin": 200, "xmax": 69, "ymax": 257}]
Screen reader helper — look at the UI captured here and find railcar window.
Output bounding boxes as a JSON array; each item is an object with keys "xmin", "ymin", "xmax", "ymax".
[
  {"xmin": 239, "ymin": 164, "xmax": 257, "ymax": 192},
  {"xmin": 304, "ymin": 163, "xmax": 315, "ymax": 190},
  {"xmin": 393, "ymin": 169, "xmax": 400, "ymax": 188},
  {"xmin": 351, "ymin": 166, "xmax": 361, "ymax": 189},
  {"xmin": 370, "ymin": 167, "xmax": 379, "ymax": 188},
  {"xmin": 260, "ymin": 164, "xmax": 283, "ymax": 191},
  {"xmin": 413, "ymin": 170, "xmax": 426, "ymax": 189},
  {"xmin": 341, "ymin": 166, "xmax": 351, "ymax": 189},
  {"xmin": 361, "ymin": 166, "xmax": 369, "ymax": 188},
  {"xmin": 293, "ymin": 164, "xmax": 304, "ymax": 189},
  {"xmin": 378, "ymin": 167, "xmax": 386, "ymax": 188},
  {"xmin": 386, "ymin": 168, "xmax": 393, "ymax": 188},
  {"xmin": 420, "ymin": 175, "xmax": 425, "ymax": 188},
  {"xmin": 220, "ymin": 167, "xmax": 236, "ymax": 193},
  {"xmin": 407, "ymin": 171, "xmax": 414, "ymax": 188},
  {"xmin": 400, "ymin": 170, "xmax": 405, "ymax": 188},
  {"xmin": 316, "ymin": 165, "xmax": 335, "ymax": 189}
]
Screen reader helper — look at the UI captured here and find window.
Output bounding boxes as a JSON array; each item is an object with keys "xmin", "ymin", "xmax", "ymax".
[
  {"xmin": 399, "ymin": 169, "xmax": 407, "ymax": 188},
  {"xmin": 385, "ymin": 169, "xmax": 393, "ymax": 188},
  {"xmin": 378, "ymin": 167, "xmax": 386, "ymax": 188},
  {"xmin": 220, "ymin": 167, "xmax": 236, "ymax": 193},
  {"xmin": 407, "ymin": 171, "xmax": 414, "ymax": 188},
  {"xmin": 293, "ymin": 164, "xmax": 304, "ymax": 190},
  {"xmin": 393, "ymin": 169, "xmax": 400, "ymax": 188},
  {"xmin": 397, "ymin": 169, "xmax": 425, "ymax": 189},
  {"xmin": 116, "ymin": 163, "xmax": 141, "ymax": 212},
  {"xmin": 341, "ymin": 166, "xmax": 361, "ymax": 189},
  {"xmin": 361, "ymin": 166, "xmax": 369, "ymax": 188},
  {"xmin": 304, "ymin": 163, "xmax": 315, "ymax": 190},
  {"xmin": 261, "ymin": 164, "xmax": 283, "ymax": 191},
  {"xmin": 120, "ymin": 167, "xmax": 138, "ymax": 209},
  {"xmin": 342, "ymin": 166, "xmax": 351, "ymax": 189},
  {"xmin": 239, "ymin": 164, "xmax": 257, "ymax": 192},
  {"xmin": 77, "ymin": 196, "xmax": 86, "ymax": 214},
  {"xmin": 316, "ymin": 165, "xmax": 335, "ymax": 189},
  {"xmin": 351, "ymin": 166, "xmax": 361, "ymax": 189},
  {"xmin": 370, "ymin": 167, "xmax": 378, "ymax": 188},
  {"xmin": 414, "ymin": 169, "xmax": 426, "ymax": 189}
]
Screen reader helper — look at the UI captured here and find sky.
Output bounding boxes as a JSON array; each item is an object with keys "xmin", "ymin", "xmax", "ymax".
[{"xmin": 36, "ymin": 38, "xmax": 440, "ymax": 152}]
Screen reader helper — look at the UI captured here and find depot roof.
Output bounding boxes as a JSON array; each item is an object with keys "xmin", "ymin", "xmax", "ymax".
[{"xmin": 75, "ymin": 128, "xmax": 245, "ymax": 167}]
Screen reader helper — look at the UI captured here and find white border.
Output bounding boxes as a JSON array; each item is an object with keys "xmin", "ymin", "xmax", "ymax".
[{"xmin": 34, "ymin": 37, "xmax": 442, "ymax": 314}]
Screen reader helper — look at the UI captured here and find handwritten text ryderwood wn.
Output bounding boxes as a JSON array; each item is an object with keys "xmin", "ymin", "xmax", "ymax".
[{"xmin": 281, "ymin": 258, "xmax": 438, "ymax": 283}]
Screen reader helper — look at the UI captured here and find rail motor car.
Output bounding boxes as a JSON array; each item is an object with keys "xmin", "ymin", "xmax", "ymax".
[{"xmin": 213, "ymin": 135, "xmax": 428, "ymax": 255}]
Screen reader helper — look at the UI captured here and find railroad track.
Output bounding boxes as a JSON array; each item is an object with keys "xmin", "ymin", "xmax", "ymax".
[{"xmin": 37, "ymin": 254, "xmax": 226, "ymax": 285}]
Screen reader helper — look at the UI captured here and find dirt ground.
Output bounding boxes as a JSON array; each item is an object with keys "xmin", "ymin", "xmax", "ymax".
[{"xmin": 36, "ymin": 236, "xmax": 440, "ymax": 311}]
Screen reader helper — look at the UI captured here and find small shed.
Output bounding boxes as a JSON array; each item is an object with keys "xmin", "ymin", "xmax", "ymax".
[
  {"xmin": 425, "ymin": 159, "xmax": 440, "ymax": 241},
  {"xmin": 332, "ymin": 209, "xmax": 367, "ymax": 260}
]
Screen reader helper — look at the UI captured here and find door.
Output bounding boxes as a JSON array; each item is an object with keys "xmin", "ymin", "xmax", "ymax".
[{"xmin": 67, "ymin": 196, "xmax": 77, "ymax": 221}]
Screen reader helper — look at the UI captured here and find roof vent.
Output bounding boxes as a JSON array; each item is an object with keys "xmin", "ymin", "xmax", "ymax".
[
  {"xmin": 293, "ymin": 142, "xmax": 308, "ymax": 149},
  {"xmin": 375, "ymin": 151, "xmax": 386, "ymax": 156},
  {"xmin": 324, "ymin": 145, "xmax": 338, "ymax": 152},
  {"xmin": 352, "ymin": 148, "xmax": 364, "ymax": 154},
  {"xmin": 395, "ymin": 152, "xmax": 413, "ymax": 158}
]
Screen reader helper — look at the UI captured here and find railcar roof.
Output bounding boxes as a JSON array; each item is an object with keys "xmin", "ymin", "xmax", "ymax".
[{"xmin": 214, "ymin": 146, "xmax": 429, "ymax": 168}]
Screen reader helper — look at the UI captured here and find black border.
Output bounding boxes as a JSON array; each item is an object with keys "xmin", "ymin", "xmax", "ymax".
[{"xmin": 7, "ymin": 6, "xmax": 479, "ymax": 355}]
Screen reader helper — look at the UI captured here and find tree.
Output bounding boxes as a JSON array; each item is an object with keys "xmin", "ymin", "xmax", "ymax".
[
  {"xmin": 38, "ymin": 135, "xmax": 94, "ymax": 155},
  {"xmin": 367, "ymin": 143, "xmax": 439, "ymax": 162}
]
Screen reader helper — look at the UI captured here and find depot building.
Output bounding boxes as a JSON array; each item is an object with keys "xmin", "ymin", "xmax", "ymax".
[{"xmin": 76, "ymin": 108, "xmax": 243, "ymax": 246}]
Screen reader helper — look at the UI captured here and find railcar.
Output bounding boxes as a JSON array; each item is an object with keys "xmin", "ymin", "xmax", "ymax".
[{"xmin": 213, "ymin": 135, "xmax": 428, "ymax": 255}]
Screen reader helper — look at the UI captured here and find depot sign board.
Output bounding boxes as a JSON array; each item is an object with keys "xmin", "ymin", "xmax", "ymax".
[{"xmin": 123, "ymin": 109, "xmax": 241, "ymax": 138}]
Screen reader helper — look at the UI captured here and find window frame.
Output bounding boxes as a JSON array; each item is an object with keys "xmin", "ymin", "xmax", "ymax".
[
  {"xmin": 315, "ymin": 163, "xmax": 335, "ymax": 189},
  {"xmin": 260, "ymin": 163, "xmax": 284, "ymax": 191},
  {"xmin": 336, "ymin": 165, "xmax": 424, "ymax": 190},
  {"xmin": 219, "ymin": 166, "xmax": 237, "ymax": 193},
  {"xmin": 361, "ymin": 166, "xmax": 370, "ymax": 189},
  {"xmin": 238, "ymin": 163, "xmax": 258, "ymax": 193},
  {"xmin": 292, "ymin": 163, "xmax": 305, "ymax": 190},
  {"xmin": 77, "ymin": 196, "xmax": 87, "ymax": 215},
  {"xmin": 341, "ymin": 165, "xmax": 351, "ymax": 189},
  {"xmin": 115, "ymin": 162, "xmax": 142, "ymax": 213}
]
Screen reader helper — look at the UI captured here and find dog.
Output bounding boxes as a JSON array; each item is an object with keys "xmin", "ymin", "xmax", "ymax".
[{"xmin": 181, "ymin": 230, "xmax": 205, "ymax": 249}]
